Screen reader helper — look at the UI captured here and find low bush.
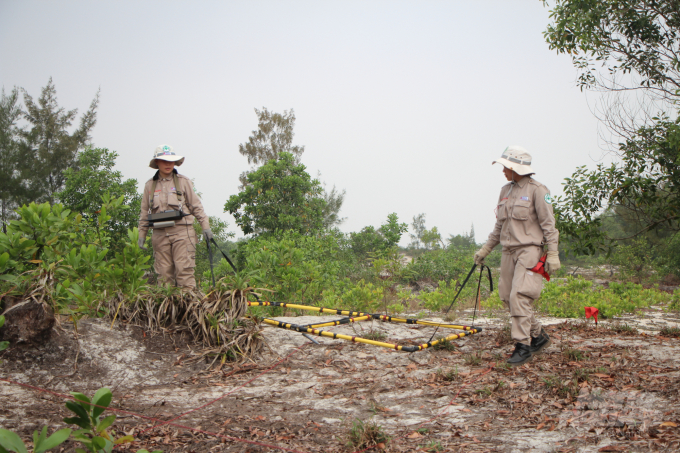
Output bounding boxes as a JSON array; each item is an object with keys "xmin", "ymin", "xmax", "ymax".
[
  {"xmin": 0, "ymin": 202, "xmax": 151, "ymax": 318},
  {"xmin": 346, "ymin": 418, "xmax": 389, "ymax": 450},
  {"xmin": 0, "ymin": 203, "xmax": 261, "ymax": 364},
  {"xmin": 405, "ymin": 247, "xmax": 476, "ymax": 285},
  {"xmin": 660, "ymin": 326, "xmax": 680, "ymax": 337},
  {"xmin": 0, "ymin": 387, "xmax": 161, "ymax": 453},
  {"xmin": 668, "ymin": 289, "xmax": 680, "ymax": 311},
  {"xmin": 482, "ymin": 276, "xmax": 673, "ymax": 318}
]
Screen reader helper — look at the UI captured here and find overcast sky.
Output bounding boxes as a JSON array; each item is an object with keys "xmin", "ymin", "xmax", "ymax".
[{"xmin": 0, "ymin": 1, "xmax": 611, "ymax": 245}]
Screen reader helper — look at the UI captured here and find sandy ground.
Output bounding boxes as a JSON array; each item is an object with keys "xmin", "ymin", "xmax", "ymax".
[{"xmin": 2, "ymin": 305, "xmax": 680, "ymax": 453}]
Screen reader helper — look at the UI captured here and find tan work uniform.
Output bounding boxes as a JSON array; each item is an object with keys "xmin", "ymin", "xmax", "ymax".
[
  {"xmin": 484, "ymin": 176, "xmax": 559, "ymax": 345},
  {"xmin": 139, "ymin": 171, "xmax": 210, "ymax": 288}
]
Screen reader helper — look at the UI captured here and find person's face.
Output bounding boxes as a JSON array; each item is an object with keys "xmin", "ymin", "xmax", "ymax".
[
  {"xmin": 503, "ymin": 166, "xmax": 515, "ymax": 181},
  {"xmin": 156, "ymin": 159, "xmax": 175, "ymax": 176}
]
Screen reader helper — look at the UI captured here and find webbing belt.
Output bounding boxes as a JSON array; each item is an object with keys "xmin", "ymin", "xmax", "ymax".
[{"xmin": 149, "ymin": 173, "xmax": 184, "ymax": 206}]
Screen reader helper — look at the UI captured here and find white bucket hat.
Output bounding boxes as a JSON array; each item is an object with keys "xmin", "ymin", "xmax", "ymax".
[
  {"xmin": 492, "ymin": 145, "xmax": 534, "ymax": 176},
  {"xmin": 149, "ymin": 144, "xmax": 185, "ymax": 169}
]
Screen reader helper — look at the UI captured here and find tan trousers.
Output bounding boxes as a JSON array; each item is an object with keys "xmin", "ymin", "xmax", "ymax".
[
  {"xmin": 498, "ymin": 245, "xmax": 544, "ymax": 345},
  {"xmin": 151, "ymin": 224, "xmax": 198, "ymax": 288}
]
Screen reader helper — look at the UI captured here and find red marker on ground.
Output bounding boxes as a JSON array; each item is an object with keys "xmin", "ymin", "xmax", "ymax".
[{"xmin": 585, "ymin": 306, "xmax": 599, "ymax": 325}]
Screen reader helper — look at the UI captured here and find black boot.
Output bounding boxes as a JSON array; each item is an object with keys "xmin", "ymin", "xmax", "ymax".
[
  {"xmin": 507, "ymin": 343, "xmax": 533, "ymax": 366},
  {"xmin": 531, "ymin": 328, "xmax": 551, "ymax": 354}
]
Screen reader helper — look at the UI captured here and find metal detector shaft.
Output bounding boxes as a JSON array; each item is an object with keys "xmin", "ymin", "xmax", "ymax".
[
  {"xmin": 427, "ymin": 263, "xmax": 478, "ymax": 343},
  {"xmin": 206, "ymin": 237, "xmax": 238, "ymax": 287},
  {"xmin": 210, "ymin": 237, "xmax": 238, "ymax": 274},
  {"xmin": 206, "ymin": 238, "xmax": 216, "ymax": 287}
]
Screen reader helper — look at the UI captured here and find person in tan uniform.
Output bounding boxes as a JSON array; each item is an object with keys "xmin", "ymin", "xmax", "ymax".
[
  {"xmin": 138, "ymin": 145, "xmax": 212, "ymax": 289},
  {"xmin": 474, "ymin": 146, "xmax": 561, "ymax": 366}
]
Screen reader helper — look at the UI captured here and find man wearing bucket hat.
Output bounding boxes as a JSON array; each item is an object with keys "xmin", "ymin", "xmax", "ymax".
[
  {"xmin": 474, "ymin": 146, "xmax": 560, "ymax": 366},
  {"xmin": 138, "ymin": 145, "xmax": 212, "ymax": 289}
]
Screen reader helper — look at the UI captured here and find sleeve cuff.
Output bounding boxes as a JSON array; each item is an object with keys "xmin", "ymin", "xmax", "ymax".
[{"xmin": 546, "ymin": 243, "xmax": 559, "ymax": 252}]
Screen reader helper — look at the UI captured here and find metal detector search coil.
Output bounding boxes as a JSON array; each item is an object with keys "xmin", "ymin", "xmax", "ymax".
[{"xmin": 148, "ymin": 210, "xmax": 185, "ymax": 228}]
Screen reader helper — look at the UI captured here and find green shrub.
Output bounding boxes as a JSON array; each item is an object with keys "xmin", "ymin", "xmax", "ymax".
[
  {"xmin": 337, "ymin": 279, "xmax": 384, "ymax": 313},
  {"xmin": 483, "ymin": 276, "xmax": 672, "ymax": 318},
  {"xmin": 660, "ymin": 326, "xmax": 680, "ymax": 337},
  {"xmin": 347, "ymin": 418, "xmax": 389, "ymax": 449},
  {"xmin": 406, "ymin": 248, "xmax": 475, "ymax": 284},
  {"xmin": 0, "ymin": 427, "xmax": 72, "ymax": 453},
  {"xmin": 387, "ymin": 303, "xmax": 404, "ymax": 314},
  {"xmin": 419, "ymin": 280, "xmax": 470, "ymax": 312},
  {"xmin": 228, "ymin": 230, "xmax": 357, "ymax": 305},
  {"xmin": 481, "ymin": 290, "xmax": 505, "ymax": 310},
  {"xmin": 0, "ymin": 202, "xmax": 150, "ymax": 317},
  {"xmin": 0, "ymin": 387, "xmax": 162, "ymax": 453},
  {"xmin": 668, "ymin": 289, "xmax": 680, "ymax": 311},
  {"xmin": 536, "ymin": 276, "xmax": 670, "ymax": 318},
  {"xmin": 611, "ymin": 237, "xmax": 659, "ymax": 284},
  {"xmin": 0, "ymin": 316, "xmax": 8, "ymax": 359},
  {"xmin": 657, "ymin": 232, "xmax": 680, "ymax": 279}
]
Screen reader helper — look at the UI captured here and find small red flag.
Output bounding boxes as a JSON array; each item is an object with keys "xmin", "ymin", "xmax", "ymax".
[{"xmin": 585, "ymin": 306, "xmax": 599, "ymax": 325}]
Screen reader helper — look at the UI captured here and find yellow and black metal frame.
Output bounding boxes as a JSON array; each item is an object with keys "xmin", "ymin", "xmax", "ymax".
[{"xmin": 248, "ymin": 300, "xmax": 482, "ymax": 352}]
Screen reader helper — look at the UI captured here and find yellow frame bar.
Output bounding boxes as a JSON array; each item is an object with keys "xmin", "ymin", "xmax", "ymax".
[{"xmin": 254, "ymin": 300, "xmax": 482, "ymax": 352}]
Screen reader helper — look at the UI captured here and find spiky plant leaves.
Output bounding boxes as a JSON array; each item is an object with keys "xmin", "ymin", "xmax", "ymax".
[{"xmin": 106, "ymin": 276, "xmax": 265, "ymax": 367}]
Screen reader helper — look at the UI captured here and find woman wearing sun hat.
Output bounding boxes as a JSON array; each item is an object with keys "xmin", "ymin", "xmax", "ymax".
[
  {"xmin": 473, "ymin": 146, "xmax": 560, "ymax": 366},
  {"xmin": 138, "ymin": 145, "xmax": 212, "ymax": 289}
]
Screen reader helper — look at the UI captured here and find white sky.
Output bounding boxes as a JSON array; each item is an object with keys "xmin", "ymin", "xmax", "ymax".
[{"xmin": 0, "ymin": 1, "xmax": 611, "ymax": 245}]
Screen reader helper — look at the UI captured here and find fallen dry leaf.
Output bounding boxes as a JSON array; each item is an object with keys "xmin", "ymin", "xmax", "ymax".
[
  {"xmin": 275, "ymin": 435, "xmax": 293, "ymax": 441},
  {"xmin": 408, "ymin": 431, "xmax": 422, "ymax": 438},
  {"xmin": 660, "ymin": 421, "xmax": 678, "ymax": 427}
]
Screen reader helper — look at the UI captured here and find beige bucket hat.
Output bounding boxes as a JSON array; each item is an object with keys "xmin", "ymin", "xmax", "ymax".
[
  {"xmin": 149, "ymin": 144, "xmax": 185, "ymax": 169},
  {"xmin": 492, "ymin": 145, "xmax": 534, "ymax": 176}
]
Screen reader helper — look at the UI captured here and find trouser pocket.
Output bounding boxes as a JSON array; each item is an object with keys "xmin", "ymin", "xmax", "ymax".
[{"xmin": 517, "ymin": 269, "xmax": 543, "ymax": 300}]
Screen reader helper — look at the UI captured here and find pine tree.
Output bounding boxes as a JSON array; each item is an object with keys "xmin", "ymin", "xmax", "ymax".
[
  {"xmin": 238, "ymin": 108, "xmax": 304, "ymax": 189},
  {"xmin": 20, "ymin": 78, "xmax": 99, "ymax": 204},
  {"xmin": 409, "ymin": 213, "xmax": 426, "ymax": 249},
  {"xmin": 0, "ymin": 87, "xmax": 24, "ymax": 231},
  {"xmin": 237, "ymin": 107, "xmax": 345, "ymax": 228}
]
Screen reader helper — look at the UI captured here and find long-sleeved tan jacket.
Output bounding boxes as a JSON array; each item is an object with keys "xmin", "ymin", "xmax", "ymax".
[
  {"xmin": 485, "ymin": 176, "xmax": 559, "ymax": 252},
  {"xmin": 138, "ymin": 171, "xmax": 210, "ymax": 236}
]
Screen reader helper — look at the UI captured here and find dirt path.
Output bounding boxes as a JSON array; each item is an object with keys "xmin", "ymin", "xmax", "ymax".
[{"xmin": 2, "ymin": 307, "xmax": 680, "ymax": 452}]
